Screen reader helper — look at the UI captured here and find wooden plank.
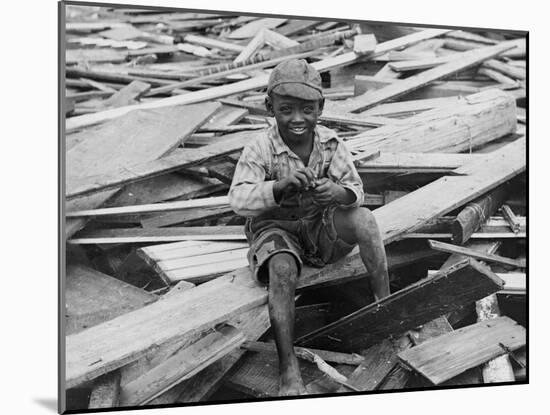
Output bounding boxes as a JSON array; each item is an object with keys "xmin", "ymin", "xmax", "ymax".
[
  {"xmin": 182, "ymin": 34, "xmax": 246, "ymax": 52},
  {"xmin": 347, "ymin": 89, "xmax": 517, "ymax": 160},
  {"xmin": 452, "ymin": 185, "xmax": 509, "ymax": 244},
  {"xmin": 68, "ymin": 226, "xmax": 245, "ymax": 245},
  {"xmin": 428, "ymin": 240, "xmax": 526, "ymax": 268},
  {"xmin": 163, "ymin": 258, "xmax": 250, "ymax": 284},
  {"xmin": 242, "ymin": 341, "xmax": 364, "ymax": 366},
  {"xmin": 336, "ymin": 339, "xmax": 399, "ymax": 391},
  {"xmin": 66, "ymin": 48, "xmax": 127, "ymax": 64},
  {"xmin": 88, "ymin": 371, "xmax": 121, "ymax": 409},
  {"xmin": 263, "ymin": 28, "xmax": 299, "ymax": 49},
  {"xmin": 275, "ymin": 19, "xmax": 319, "ymax": 36},
  {"xmin": 65, "ymin": 264, "xmax": 157, "ymax": 335},
  {"xmin": 158, "ymin": 248, "xmax": 249, "ymax": 271},
  {"xmin": 482, "ymin": 59, "xmax": 526, "ymax": 80},
  {"xmin": 66, "ymin": 102, "xmax": 221, "ymax": 236},
  {"xmin": 66, "ymin": 130, "xmax": 256, "ymax": 200},
  {"xmin": 139, "ymin": 241, "xmax": 248, "ymax": 262},
  {"xmin": 65, "ymin": 271, "xmax": 268, "ymax": 388},
  {"xmin": 346, "ymin": 42, "xmax": 515, "ymax": 113},
  {"xmin": 66, "ymin": 28, "xmax": 450, "ymax": 131},
  {"xmin": 227, "ymin": 18, "xmax": 287, "ymax": 39},
  {"xmin": 476, "ymin": 294, "xmax": 516, "ymax": 382},
  {"xmin": 357, "ymin": 152, "xmax": 479, "ymax": 173},
  {"xmin": 101, "ymin": 80, "xmax": 150, "ymax": 108},
  {"xmin": 295, "ymin": 258, "xmax": 504, "ymax": 351},
  {"xmin": 389, "ymin": 56, "xmax": 454, "ymax": 72},
  {"xmin": 234, "ymin": 29, "xmax": 265, "ymax": 63},
  {"xmin": 501, "ymin": 204, "xmax": 522, "ymax": 233},
  {"xmin": 140, "ymin": 205, "xmax": 233, "ymax": 228},
  {"xmin": 174, "ymin": 306, "xmax": 271, "ymax": 403},
  {"xmin": 65, "ymin": 136, "xmax": 524, "ymax": 388},
  {"xmin": 398, "ymin": 316, "xmax": 525, "ymax": 384},
  {"xmin": 119, "ymin": 325, "xmax": 246, "ymax": 406},
  {"xmin": 66, "ymin": 196, "xmax": 229, "ymax": 218}
]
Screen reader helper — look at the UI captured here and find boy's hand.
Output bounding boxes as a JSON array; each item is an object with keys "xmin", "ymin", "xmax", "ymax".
[
  {"xmin": 273, "ymin": 168, "xmax": 316, "ymax": 202},
  {"xmin": 312, "ymin": 178, "xmax": 355, "ymax": 206}
]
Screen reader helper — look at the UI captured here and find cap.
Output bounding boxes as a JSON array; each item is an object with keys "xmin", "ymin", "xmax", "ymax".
[{"xmin": 267, "ymin": 59, "xmax": 323, "ymax": 101}]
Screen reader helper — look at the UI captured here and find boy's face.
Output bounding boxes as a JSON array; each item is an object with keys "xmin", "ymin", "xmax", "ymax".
[{"xmin": 266, "ymin": 93, "xmax": 324, "ymax": 146}]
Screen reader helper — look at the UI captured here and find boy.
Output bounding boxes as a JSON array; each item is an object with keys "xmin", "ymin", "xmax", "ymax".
[{"xmin": 229, "ymin": 59, "xmax": 390, "ymax": 396}]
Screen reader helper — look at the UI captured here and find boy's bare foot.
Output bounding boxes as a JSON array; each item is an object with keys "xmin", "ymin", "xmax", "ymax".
[
  {"xmin": 279, "ymin": 366, "xmax": 307, "ymax": 396},
  {"xmin": 279, "ymin": 377, "xmax": 307, "ymax": 396}
]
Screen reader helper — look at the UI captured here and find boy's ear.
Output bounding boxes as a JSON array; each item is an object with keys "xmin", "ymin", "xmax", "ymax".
[
  {"xmin": 318, "ymin": 98, "xmax": 325, "ymax": 115},
  {"xmin": 265, "ymin": 96, "xmax": 274, "ymax": 116}
]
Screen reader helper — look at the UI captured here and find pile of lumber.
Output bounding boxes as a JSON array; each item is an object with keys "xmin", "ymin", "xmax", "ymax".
[{"xmin": 62, "ymin": 5, "xmax": 527, "ymax": 411}]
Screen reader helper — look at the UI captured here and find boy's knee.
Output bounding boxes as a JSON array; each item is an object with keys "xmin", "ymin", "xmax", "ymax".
[{"xmin": 268, "ymin": 253, "xmax": 298, "ymax": 280}]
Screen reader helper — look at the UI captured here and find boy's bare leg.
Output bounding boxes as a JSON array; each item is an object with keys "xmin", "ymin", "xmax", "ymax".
[
  {"xmin": 334, "ymin": 207, "xmax": 390, "ymax": 301},
  {"xmin": 267, "ymin": 252, "xmax": 306, "ymax": 396}
]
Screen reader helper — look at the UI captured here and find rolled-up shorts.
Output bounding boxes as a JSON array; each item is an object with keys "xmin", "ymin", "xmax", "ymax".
[{"xmin": 245, "ymin": 205, "xmax": 355, "ymax": 284}]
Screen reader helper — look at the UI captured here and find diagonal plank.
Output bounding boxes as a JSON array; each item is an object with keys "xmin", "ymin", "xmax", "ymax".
[
  {"xmin": 345, "ymin": 42, "xmax": 516, "ymax": 113},
  {"xmin": 398, "ymin": 316, "xmax": 525, "ymax": 384},
  {"xmin": 295, "ymin": 258, "xmax": 504, "ymax": 351}
]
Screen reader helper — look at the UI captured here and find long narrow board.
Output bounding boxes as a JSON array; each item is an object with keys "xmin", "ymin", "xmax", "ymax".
[
  {"xmin": 295, "ymin": 259, "xmax": 504, "ymax": 351},
  {"xmin": 65, "ymin": 138, "xmax": 524, "ymax": 388},
  {"xmin": 66, "ymin": 196, "xmax": 229, "ymax": 218},
  {"xmin": 356, "ymin": 152, "xmax": 480, "ymax": 173},
  {"xmin": 398, "ymin": 316, "xmax": 525, "ymax": 384},
  {"xmin": 68, "ymin": 226, "xmax": 245, "ymax": 245},
  {"xmin": 428, "ymin": 239, "xmax": 526, "ymax": 268},
  {"xmin": 346, "ymin": 42, "xmax": 515, "ymax": 113},
  {"xmin": 119, "ymin": 325, "xmax": 246, "ymax": 406}
]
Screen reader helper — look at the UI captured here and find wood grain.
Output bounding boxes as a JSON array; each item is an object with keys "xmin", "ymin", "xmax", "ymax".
[{"xmin": 398, "ymin": 316, "xmax": 525, "ymax": 384}]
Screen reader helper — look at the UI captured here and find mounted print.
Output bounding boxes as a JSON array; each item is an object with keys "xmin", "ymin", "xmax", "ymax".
[{"xmin": 59, "ymin": 1, "xmax": 528, "ymax": 413}]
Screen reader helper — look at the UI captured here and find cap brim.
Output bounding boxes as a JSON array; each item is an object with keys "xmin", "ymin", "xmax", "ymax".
[{"xmin": 271, "ymin": 83, "xmax": 323, "ymax": 101}]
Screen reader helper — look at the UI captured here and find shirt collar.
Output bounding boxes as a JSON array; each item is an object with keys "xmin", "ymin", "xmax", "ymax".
[{"xmin": 268, "ymin": 124, "xmax": 337, "ymax": 156}]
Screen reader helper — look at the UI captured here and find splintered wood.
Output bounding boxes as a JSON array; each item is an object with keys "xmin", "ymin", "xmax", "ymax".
[{"xmin": 63, "ymin": 6, "xmax": 527, "ymax": 410}]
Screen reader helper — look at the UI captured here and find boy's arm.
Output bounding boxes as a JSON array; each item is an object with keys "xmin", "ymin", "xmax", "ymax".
[{"xmin": 228, "ymin": 143, "xmax": 279, "ymax": 217}]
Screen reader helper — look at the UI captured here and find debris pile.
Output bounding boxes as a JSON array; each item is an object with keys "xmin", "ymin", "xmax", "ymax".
[{"xmin": 63, "ymin": 4, "xmax": 527, "ymax": 411}]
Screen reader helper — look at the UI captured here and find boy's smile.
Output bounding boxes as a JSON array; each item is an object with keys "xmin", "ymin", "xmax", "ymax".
[{"xmin": 266, "ymin": 93, "xmax": 324, "ymax": 147}]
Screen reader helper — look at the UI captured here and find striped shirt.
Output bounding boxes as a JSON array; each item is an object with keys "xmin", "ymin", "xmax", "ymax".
[{"xmin": 229, "ymin": 124, "xmax": 364, "ymax": 217}]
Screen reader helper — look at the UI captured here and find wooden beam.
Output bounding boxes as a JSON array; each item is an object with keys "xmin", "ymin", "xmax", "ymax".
[
  {"xmin": 501, "ymin": 204, "xmax": 522, "ymax": 233},
  {"xmin": 118, "ymin": 325, "xmax": 246, "ymax": 406},
  {"xmin": 68, "ymin": 226, "xmax": 245, "ymax": 245},
  {"xmin": 88, "ymin": 371, "xmax": 121, "ymax": 409},
  {"xmin": 357, "ymin": 152, "xmax": 480, "ymax": 174},
  {"xmin": 174, "ymin": 306, "xmax": 271, "ymax": 403},
  {"xmin": 242, "ymin": 341, "xmax": 364, "ymax": 366},
  {"xmin": 452, "ymin": 185, "xmax": 509, "ymax": 244},
  {"xmin": 347, "ymin": 89, "xmax": 517, "ymax": 161},
  {"xmin": 295, "ymin": 258, "xmax": 504, "ymax": 351},
  {"xmin": 345, "ymin": 42, "xmax": 515, "ymax": 113},
  {"xmin": 428, "ymin": 240, "xmax": 526, "ymax": 268},
  {"xmin": 65, "ymin": 28, "xmax": 450, "ymax": 131},
  {"xmin": 398, "ymin": 316, "xmax": 525, "ymax": 384},
  {"xmin": 66, "ymin": 196, "xmax": 229, "ymax": 218}
]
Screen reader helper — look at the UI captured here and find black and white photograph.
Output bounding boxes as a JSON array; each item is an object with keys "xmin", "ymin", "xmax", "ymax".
[{"xmin": 58, "ymin": 1, "xmax": 530, "ymax": 413}]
